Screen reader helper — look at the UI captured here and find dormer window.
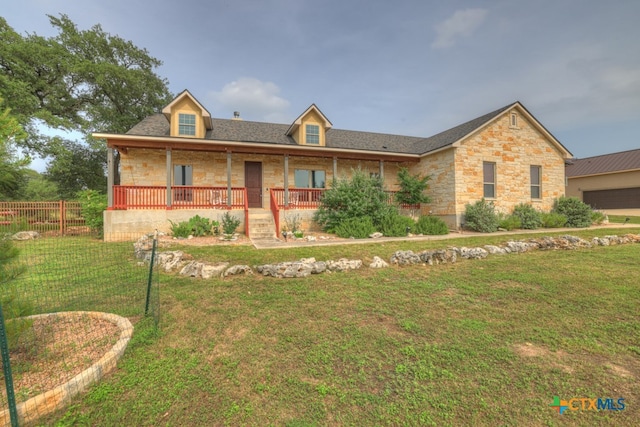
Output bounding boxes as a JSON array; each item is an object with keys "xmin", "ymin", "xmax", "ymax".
[
  {"xmin": 306, "ymin": 124, "xmax": 320, "ymax": 144},
  {"xmin": 178, "ymin": 113, "xmax": 196, "ymax": 136}
]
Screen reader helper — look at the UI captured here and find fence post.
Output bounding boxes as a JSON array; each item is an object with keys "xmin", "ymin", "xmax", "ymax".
[
  {"xmin": 0, "ymin": 304, "xmax": 19, "ymax": 427},
  {"xmin": 144, "ymin": 231, "xmax": 157, "ymax": 316},
  {"xmin": 59, "ymin": 200, "xmax": 64, "ymax": 236}
]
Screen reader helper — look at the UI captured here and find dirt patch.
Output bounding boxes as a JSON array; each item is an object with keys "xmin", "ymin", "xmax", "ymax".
[
  {"xmin": 513, "ymin": 343, "xmax": 573, "ymax": 373},
  {"xmin": 1, "ymin": 313, "xmax": 120, "ymax": 406}
]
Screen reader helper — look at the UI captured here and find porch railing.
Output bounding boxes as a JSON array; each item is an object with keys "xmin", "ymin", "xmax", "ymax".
[
  {"xmin": 111, "ymin": 186, "xmax": 247, "ymax": 210},
  {"xmin": 269, "ymin": 188, "xmax": 420, "ymax": 210}
]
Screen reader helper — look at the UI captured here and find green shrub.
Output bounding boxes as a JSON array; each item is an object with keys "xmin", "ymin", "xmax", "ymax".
[
  {"xmin": 220, "ymin": 211, "xmax": 241, "ymax": 235},
  {"xmin": 334, "ymin": 216, "xmax": 376, "ymax": 239},
  {"xmin": 512, "ymin": 203, "xmax": 542, "ymax": 229},
  {"xmin": 552, "ymin": 196, "xmax": 593, "ymax": 228},
  {"xmin": 313, "ymin": 169, "xmax": 398, "ymax": 233},
  {"xmin": 414, "ymin": 215, "xmax": 450, "ymax": 235},
  {"xmin": 464, "ymin": 199, "xmax": 499, "ymax": 232},
  {"xmin": 0, "ymin": 237, "xmax": 33, "ymax": 349},
  {"xmin": 77, "ymin": 189, "xmax": 107, "ymax": 236},
  {"xmin": 541, "ymin": 212, "xmax": 568, "ymax": 228},
  {"xmin": 498, "ymin": 214, "xmax": 521, "ymax": 231},
  {"xmin": 591, "ymin": 210, "xmax": 607, "ymax": 225},
  {"xmin": 378, "ymin": 214, "xmax": 415, "ymax": 237},
  {"xmin": 169, "ymin": 215, "xmax": 219, "ymax": 238}
]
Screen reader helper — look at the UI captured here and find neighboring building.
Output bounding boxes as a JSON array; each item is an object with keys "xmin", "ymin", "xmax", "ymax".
[
  {"xmin": 566, "ymin": 149, "xmax": 640, "ymax": 209},
  {"xmin": 94, "ymin": 90, "xmax": 573, "ymax": 241}
]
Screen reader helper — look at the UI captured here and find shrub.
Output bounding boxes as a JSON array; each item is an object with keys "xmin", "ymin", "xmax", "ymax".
[
  {"xmin": 220, "ymin": 211, "xmax": 241, "ymax": 235},
  {"xmin": 512, "ymin": 203, "xmax": 542, "ymax": 229},
  {"xmin": 378, "ymin": 214, "xmax": 415, "ymax": 237},
  {"xmin": 591, "ymin": 210, "xmax": 607, "ymax": 225},
  {"xmin": 541, "ymin": 212, "xmax": 568, "ymax": 228},
  {"xmin": 1, "ymin": 237, "xmax": 33, "ymax": 349},
  {"xmin": 395, "ymin": 168, "xmax": 431, "ymax": 217},
  {"xmin": 313, "ymin": 169, "xmax": 398, "ymax": 233},
  {"xmin": 169, "ymin": 215, "xmax": 219, "ymax": 238},
  {"xmin": 414, "ymin": 215, "xmax": 450, "ymax": 235},
  {"xmin": 498, "ymin": 214, "xmax": 521, "ymax": 231},
  {"xmin": 77, "ymin": 189, "xmax": 107, "ymax": 236},
  {"xmin": 552, "ymin": 196, "xmax": 592, "ymax": 228},
  {"xmin": 464, "ymin": 199, "xmax": 499, "ymax": 232},
  {"xmin": 334, "ymin": 216, "xmax": 376, "ymax": 239}
]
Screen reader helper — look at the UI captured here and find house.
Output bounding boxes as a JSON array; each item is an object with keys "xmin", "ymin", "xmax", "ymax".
[
  {"xmin": 94, "ymin": 90, "xmax": 573, "ymax": 241},
  {"xmin": 566, "ymin": 149, "xmax": 640, "ymax": 209}
]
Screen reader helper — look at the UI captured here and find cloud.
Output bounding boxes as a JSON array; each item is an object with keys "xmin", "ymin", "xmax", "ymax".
[
  {"xmin": 210, "ymin": 77, "xmax": 291, "ymax": 122},
  {"xmin": 432, "ymin": 8, "xmax": 488, "ymax": 49}
]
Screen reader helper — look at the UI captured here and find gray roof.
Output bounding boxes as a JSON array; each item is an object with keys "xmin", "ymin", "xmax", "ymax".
[
  {"xmin": 126, "ymin": 102, "xmax": 518, "ymax": 155},
  {"xmin": 566, "ymin": 149, "xmax": 640, "ymax": 177}
]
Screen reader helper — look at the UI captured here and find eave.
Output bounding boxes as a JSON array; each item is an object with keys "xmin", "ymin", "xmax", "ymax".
[{"xmin": 93, "ymin": 133, "xmax": 420, "ymax": 163}]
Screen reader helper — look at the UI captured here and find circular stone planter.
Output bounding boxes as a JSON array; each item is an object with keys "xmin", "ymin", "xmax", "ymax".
[{"xmin": 0, "ymin": 311, "xmax": 133, "ymax": 426}]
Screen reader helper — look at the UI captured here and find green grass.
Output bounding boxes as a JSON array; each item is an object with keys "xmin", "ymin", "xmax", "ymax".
[
  {"xmin": 608, "ymin": 215, "xmax": 640, "ymax": 224},
  {"xmin": 12, "ymin": 227, "xmax": 640, "ymax": 426}
]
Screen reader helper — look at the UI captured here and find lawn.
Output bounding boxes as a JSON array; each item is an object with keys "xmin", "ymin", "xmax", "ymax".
[{"xmin": 25, "ymin": 227, "xmax": 640, "ymax": 425}]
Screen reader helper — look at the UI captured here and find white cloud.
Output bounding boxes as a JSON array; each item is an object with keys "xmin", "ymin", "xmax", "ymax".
[
  {"xmin": 432, "ymin": 8, "xmax": 488, "ymax": 49},
  {"xmin": 210, "ymin": 77, "xmax": 291, "ymax": 122}
]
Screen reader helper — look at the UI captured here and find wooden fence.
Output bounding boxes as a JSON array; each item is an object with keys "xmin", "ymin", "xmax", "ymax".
[{"xmin": 0, "ymin": 201, "xmax": 88, "ymax": 236}]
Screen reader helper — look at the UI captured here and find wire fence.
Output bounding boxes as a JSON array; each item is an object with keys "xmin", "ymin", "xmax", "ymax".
[{"xmin": 0, "ymin": 230, "xmax": 159, "ymax": 426}]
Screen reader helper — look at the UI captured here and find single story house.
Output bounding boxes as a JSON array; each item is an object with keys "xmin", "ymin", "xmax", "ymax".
[
  {"xmin": 94, "ymin": 90, "xmax": 573, "ymax": 241},
  {"xmin": 566, "ymin": 148, "xmax": 640, "ymax": 209}
]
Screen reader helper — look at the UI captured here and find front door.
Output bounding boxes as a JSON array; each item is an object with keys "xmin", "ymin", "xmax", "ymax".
[{"xmin": 245, "ymin": 161, "xmax": 262, "ymax": 208}]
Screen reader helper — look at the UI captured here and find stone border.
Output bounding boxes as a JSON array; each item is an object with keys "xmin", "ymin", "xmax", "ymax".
[{"xmin": 0, "ymin": 311, "xmax": 133, "ymax": 427}]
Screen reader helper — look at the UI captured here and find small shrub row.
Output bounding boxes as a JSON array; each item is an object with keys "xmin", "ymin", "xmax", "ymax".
[
  {"xmin": 169, "ymin": 215, "xmax": 220, "ymax": 238},
  {"xmin": 335, "ymin": 213, "xmax": 450, "ymax": 238},
  {"xmin": 464, "ymin": 197, "xmax": 598, "ymax": 233}
]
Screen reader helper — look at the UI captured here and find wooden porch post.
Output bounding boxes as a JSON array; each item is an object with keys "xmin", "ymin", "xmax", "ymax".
[
  {"xmin": 166, "ymin": 149, "xmax": 172, "ymax": 208},
  {"xmin": 107, "ymin": 148, "xmax": 114, "ymax": 209},
  {"xmin": 284, "ymin": 154, "xmax": 289, "ymax": 207},
  {"xmin": 333, "ymin": 157, "xmax": 338, "ymax": 183},
  {"xmin": 379, "ymin": 160, "xmax": 385, "ymax": 181},
  {"xmin": 227, "ymin": 151, "xmax": 232, "ymax": 206}
]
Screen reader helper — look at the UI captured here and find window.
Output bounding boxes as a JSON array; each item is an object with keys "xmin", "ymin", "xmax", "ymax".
[
  {"xmin": 174, "ymin": 164, "xmax": 193, "ymax": 201},
  {"xmin": 530, "ymin": 165, "xmax": 541, "ymax": 199},
  {"xmin": 178, "ymin": 113, "xmax": 196, "ymax": 136},
  {"xmin": 483, "ymin": 162, "xmax": 496, "ymax": 198},
  {"xmin": 294, "ymin": 169, "xmax": 325, "ymax": 188},
  {"xmin": 510, "ymin": 112, "xmax": 518, "ymax": 128},
  {"xmin": 305, "ymin": 124, "xmax": 320, "ymax": 144}
]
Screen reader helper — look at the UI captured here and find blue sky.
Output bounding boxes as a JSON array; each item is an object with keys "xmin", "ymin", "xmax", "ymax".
[{"xmin": 3, "ymin": 0, "xmax": 640, "ymax": 165}]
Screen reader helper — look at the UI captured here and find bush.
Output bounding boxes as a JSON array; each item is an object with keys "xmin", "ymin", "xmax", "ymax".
[
  {"xmin": 378, "ymin": 214, "xmax": 415, "ymax": 237},
  {"xmin": 77, "ymin": 189, "xmax": 107, "ymax": 236},
  {"xmin": 169, "ymin": 215, "xmax": 219, "ymax": 238},
  {"xmin": 541, "ymin": 212, "xmax": 568, "ymax": 228},
  {"xmin": 313, "ymin": 169, "xmax": 398, "ymax": 233},
  {"xmin": 414, "ymin": 215, "xmax": 450, "ymax": 235},
  {"xmin": 464, "ymin": 199, "xmax": 499, "ymax": 232},
  {"xmin": 220, "ymin": 211, "xmax": 241, "ymax": 235},
  {"xmin": 591, "ymin": 210, "xmax": 607, "ymax": 225},
  {"xmin": 1, "ymin": 237, "xmax": 33, "ymax": 349},
  {"xmin": 552, "ymin": 197, "xmax": 593, "ymax": 228},
  {"xmin": 512, "ymin": 203, "xmax": 542, "ymax": 229},
  {"xmin": 334, "ymin": 216, "xmax": 376, "ymax": 239},
  {"xmin": 498, "ymin": 214, "xmax": 521, "ymax": 231}
]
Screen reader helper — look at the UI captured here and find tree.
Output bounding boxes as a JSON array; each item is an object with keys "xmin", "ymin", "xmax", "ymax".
[
  {"xmin": 0, "ymin": 14, "xmax": 173, "ymax": 188},
  {"xmin": 22, "ymin": 170, "xmax": 59, "ymax": 201},
  {"xmin": 395, "ymin": 167, "xmax": 431, "ymax": 217},
  {"xmin": 0, "ymin": 98, "xmax": 28, "ymax": 200}
]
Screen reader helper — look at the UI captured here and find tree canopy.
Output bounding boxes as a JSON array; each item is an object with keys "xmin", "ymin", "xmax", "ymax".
[
  {"xmin": 0, "ymin": 14, "xmax": 172, "ymax": 198},
  {"xmin": 0, "ymin": 97, "xmax": 28, "ymax": 200}
]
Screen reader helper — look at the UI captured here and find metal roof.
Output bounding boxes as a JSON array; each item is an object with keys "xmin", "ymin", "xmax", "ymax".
[{"xmin": 565, "ymin": 149, "xmax": 640, "ymax": 177}]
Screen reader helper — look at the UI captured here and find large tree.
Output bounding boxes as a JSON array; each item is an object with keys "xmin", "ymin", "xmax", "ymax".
[
  {"xmin": 0, "ymin": 14, "xmax": 172, "ymax": 193},
  {"xmin": 0, "ymin": 98, "xmax": 28, "ymax": 200}
]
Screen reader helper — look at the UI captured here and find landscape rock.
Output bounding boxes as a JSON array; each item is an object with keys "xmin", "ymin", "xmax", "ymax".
[
  {"xmin": 224, "ymin": 265, "xmax": 253, "ymax": 277},
  {"xmin": 156, "ymin": 251, "xmax": 185, "ymax": 272},
  {"xmin": 326, "ymin": 258, "xmax": 362, "ymax": 272},
  {"xmin": 369, "ymin": 232, "xmax": 383, "ymax": 239},
  {"xmin": 12, "ymin": 230, "xmax": 40, "ymax": 240},
  {"xmin": 201, "ymin": 262, "xmax": 230, "ymax": 279},
  {"xmin": 484, "ymin": 245, "xmax": 507, "ymax": 255},
  {"xmin": 456, "ymin": 247, "xmax": 488, "ymax": 259},
  {"xmin": 390, "ymin": 250, "xmax": 422, "ymax": 265},
  {"xmin": 369, "ymin": 256, "xmax": 389, "ymax": 268},
  {"xmin": 420, "ymin": 249, "xmax": 457, "ymax": 264}
]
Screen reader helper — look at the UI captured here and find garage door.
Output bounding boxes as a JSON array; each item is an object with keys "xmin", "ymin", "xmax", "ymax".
[{"xmin": 583, "ymin": 187, "xmax": 640, "ymax": 209}]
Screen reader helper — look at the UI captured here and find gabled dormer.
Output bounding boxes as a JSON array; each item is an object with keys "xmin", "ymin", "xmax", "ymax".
[
  {"xmin": 162, "ymin": 90, "xmax": 213, "ymax": 138},
  {"xmin": 286, "ymin": 104, "xmax": 332, "ymax": 146}
]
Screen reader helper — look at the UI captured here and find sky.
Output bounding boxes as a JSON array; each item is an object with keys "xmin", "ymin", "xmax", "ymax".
[{"xmin": 3, "ymin": 0, "xmax": 640, "ymax": 169}]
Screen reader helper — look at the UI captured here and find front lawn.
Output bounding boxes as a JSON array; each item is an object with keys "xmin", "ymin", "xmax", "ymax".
[{"xmin": 35, "ymin": 227, "xmax": 640, "ymax": 425}]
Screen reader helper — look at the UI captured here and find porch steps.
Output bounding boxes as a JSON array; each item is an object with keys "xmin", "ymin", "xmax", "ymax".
[{"xmin": 249, "ymin": 210, "xmax": 277, "ymax": 239}]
